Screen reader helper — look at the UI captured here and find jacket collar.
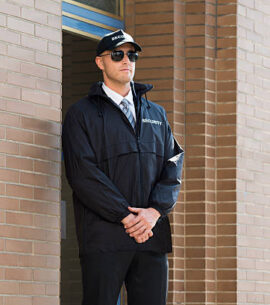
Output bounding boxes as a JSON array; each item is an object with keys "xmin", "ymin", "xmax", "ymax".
[{"xmin": 88, "ymin": 81, "xmax": 153, "ymax": 99}]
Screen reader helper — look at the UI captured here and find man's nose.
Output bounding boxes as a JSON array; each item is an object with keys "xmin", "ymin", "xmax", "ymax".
[{"xmin": 122, "ymin": 53, "xmax": 130, "ymax": 63}]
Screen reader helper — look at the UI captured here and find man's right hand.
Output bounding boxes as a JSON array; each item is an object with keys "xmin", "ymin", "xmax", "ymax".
[{"xmin": 121, "ymin": 213, "xmax": 153, "ymax": 243}]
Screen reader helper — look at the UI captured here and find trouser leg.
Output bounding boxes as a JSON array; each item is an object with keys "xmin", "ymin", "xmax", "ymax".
[
  {"xmin": 80, "ymin": 252, "xmax": 134, "ymax": 305},
  {"xmin": 125, "ymin": 251, "xmax": 168, "ymax": 305}
]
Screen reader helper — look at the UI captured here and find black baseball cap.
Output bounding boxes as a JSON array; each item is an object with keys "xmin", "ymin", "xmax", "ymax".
[{"xmin": 96, "ymin": 29, "xmax": 142, "ymax": 56}]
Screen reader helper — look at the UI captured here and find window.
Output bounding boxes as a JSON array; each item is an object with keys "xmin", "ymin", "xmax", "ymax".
[
  {"xmin": 62, "ymin": 0, "xmax": 124, "ymax": 40},
  {"xmin": 73, "ymin": 0, "xmax": 122, "ymax": 16}
]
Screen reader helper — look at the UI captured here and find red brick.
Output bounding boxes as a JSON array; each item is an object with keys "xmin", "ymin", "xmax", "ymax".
[
  {"xmin": 135, "ymin": 13, "xmax": 173, "ymax": 24},
  {"xmin": 6, "ymin": 128, "xmax": 34, "ymax": 144},
  {"xmin": 17, "ymin": 254, "xmax": 47, "ymax": 269},
  {"xmin": 6, "ymin": 211, "xmax": 33, "ymax": 227},
  {"xmin": 20, "ymin": 282, "xmax": 45, "ymax": 296},
  {"xmin": 0, "ymin": 140, "xmax": 19, "ymax": 155},
  {"xmin": 135, "ymin": 2, "xmax": 173, "ymax": 13},
  {"xmin": 0, "ymin": 168, "xmax": 19, "ymax": 183},
  {"xmin": 0, "ymin": 282, "xmax": 19, "ymax": 295},
  {"xmin": 6, "ymin": 184, "xmax": 33, "ymax": 199},
  {"xmin": 34, "ymin": 241, "xmax": 60, "ymax": 256},
  {"xmin": 46, "ymin": 284, "xmax": 59, "ymax": 296},
  {"xmin": 20, "ymin": 200, "xmax": 59, "ymax": 216},
  {"xmin": 33, "ymin": 269, "xmax": 58, "ymax": 282},
  {"xmin": 5, "ymin": 296, "xmax": 32, "ymax": 305},
  {"xmin": 136, "ymin": 23, "xmax": 174, "ymax": 35},
  {"xmin": 6, "ymin": 100, "xmax": 36, "ymax": 116},
  {"xmin": 5, "ymin": 268, "xmax": 33, "ymax": 281},
  {"xmin": 32, "ymin": 296, "xmax": 58, "ymax": 305}
]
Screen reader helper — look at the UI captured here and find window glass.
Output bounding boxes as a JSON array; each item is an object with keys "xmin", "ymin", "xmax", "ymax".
[{"xmin": 74, "ymin": 0, "xmax": 121, "ymax": 16}]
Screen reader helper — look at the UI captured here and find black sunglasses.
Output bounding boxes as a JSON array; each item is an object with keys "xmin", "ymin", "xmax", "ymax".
[{"xmin": 99, "ymin": 50, "xmax": 139, "ymax": 62}]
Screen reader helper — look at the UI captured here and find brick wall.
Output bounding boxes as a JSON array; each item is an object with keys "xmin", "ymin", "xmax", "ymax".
[
  {"xmin": 127, "ymin": 0, "xmax": 238, "ymax": 304},
  {"xmin": 0, "ymin": 1, "xmax": 62, "ymax": 304},
  {"xmin": 237, "ymin": 0, "xmax": 270, "ymax": 304},
  {"xmin": 1, "ymin": 0, "xmax": 270, "ymax": 304}
]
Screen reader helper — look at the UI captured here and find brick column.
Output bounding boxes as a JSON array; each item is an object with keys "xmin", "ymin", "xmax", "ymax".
[
  {"xmin": 216, "ymin": 1, "xmax": 237, "ymax": 304},
  {"xmin": 171, "ymin": 1, "xmax": 185, "ymax": 304},
  {"xmin": 125, "ymin": 1, "xmax": 178, "ymax": 303},
  {"xmin": 184, "ymin": 0, "xmax": 219, "ymax": 303},
  {"xmin": 0, "ymin": 1, "xmax": 62, "ymax": 304}
]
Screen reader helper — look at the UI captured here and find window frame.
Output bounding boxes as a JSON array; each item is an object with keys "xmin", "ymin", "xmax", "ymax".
[{"xmin": 62, "ymin": 0, "xmax": 124, "ymax": 40}]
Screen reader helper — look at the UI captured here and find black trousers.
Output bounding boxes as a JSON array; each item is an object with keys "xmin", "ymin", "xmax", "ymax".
[{"xmin": 80, "ymin": 251, "xmax": 168, "ymax": 305}]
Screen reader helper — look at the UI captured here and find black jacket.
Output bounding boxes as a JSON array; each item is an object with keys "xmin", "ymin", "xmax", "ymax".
[{"xmin": 62, "ymin": 82, "xmax": 184, "ymax": 255}]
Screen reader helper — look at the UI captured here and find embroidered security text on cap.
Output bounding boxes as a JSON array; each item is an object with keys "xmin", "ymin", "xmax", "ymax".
[{"xmin": 96, "ymin": 30, "xmax": 142, "ymax": 56}]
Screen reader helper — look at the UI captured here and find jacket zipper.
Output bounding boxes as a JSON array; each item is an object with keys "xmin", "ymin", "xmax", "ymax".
[
  {"xmin": 104, "ymin": 94, "xmax": 144, "ymax": 205},
  {"xmin": 136, "ymin": 96, "xmax": 144, "ymax": 207}
]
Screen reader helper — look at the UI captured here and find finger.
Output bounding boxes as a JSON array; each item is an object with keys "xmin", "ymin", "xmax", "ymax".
[
  {"xmin": 123, "ymin": 216, "xmax": 141, "ymax": 229},
  {"xmin": 128, "ymin": 207, "xmax": 142, "ymax": 213},
  {"xmin": 122, "ymin": 213, "xmax": 139, "ymax": 228},
  {"xmin": 134, "ymin": 230, "xmax": 150, "ymax": 243},
  {"xmin": 135, "ymin": 236, "xmax": 147, "ymax": 243},
  {"xmin": 129, "ymin": 226, "xmax": 147, "ymax": 238},
  {"xmin": 124, "ymin": 214, "xmax": 147, "ymax": 230},
  {"xmin": 137, "ymin": 234, "xmax": 149, "ymax": 243},
  {"xmin": 135, "ymin": 229, "xmax": 152, "ymax": 240},
  {"xmin": 134, "ymin": 236, "xmax": 142, "ymax": 243},
  {"xmin": 126, "ymin": 220, "xmax": 145, "ymax": 234},
  {"xmin": 129, "ymin": 222, "xmax": 153, "ymax": 238},
  {"xmin": 122, "ymin": 213, "xmax": 135, "ymax": 224},
  {"xmin": 148, "ymin": 230, "xmax": 153, "ymax": 237}
]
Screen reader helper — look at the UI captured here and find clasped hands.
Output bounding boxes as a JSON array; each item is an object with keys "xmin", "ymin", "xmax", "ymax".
[{"xmin": 121, "ymin": 207, "xmax": 161, "ymax": 244}]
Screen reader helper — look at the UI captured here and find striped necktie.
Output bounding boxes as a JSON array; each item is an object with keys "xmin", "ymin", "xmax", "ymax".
[{"xmin": 120, "ymin": 98, "xmax": 135, "ymax": 129}]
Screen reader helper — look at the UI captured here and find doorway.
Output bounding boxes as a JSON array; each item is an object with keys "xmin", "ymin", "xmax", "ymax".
[{"xmin": 61, "ymin": 31, "xmax": 102, "ymax": 305}]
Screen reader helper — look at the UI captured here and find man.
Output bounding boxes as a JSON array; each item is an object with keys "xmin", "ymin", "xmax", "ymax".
[{"xmin": 62, "ymin": 29, "xmax": 184, "ymax": 305}]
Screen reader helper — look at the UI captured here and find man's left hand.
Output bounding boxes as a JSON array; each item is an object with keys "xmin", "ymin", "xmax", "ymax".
[{"xmin": 124, "ymin": 207, "xmax": 161, "ymax": 239}]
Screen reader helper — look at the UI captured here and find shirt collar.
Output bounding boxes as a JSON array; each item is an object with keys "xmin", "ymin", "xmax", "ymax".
[{"xmin": 102, "ymin": 83, "xmax": 134, "ymax": 106}]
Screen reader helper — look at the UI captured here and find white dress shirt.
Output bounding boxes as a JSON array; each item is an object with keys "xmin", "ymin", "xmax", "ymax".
[{"xmin": 102, "ymin": 83, "xmax": 136, "ymax": 121}]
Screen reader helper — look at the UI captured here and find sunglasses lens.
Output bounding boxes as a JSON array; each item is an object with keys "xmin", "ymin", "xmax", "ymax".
[
  {"xmin": 110, "ymin": 51, "xmax": 139, "ymax": 62},
  {"xmin": 128, "ymin": 52, "xmax": 138, "ymax": 62},
  {"xmin": 111, "ymin": 51, "xmax": 124, "ymax": 61}
]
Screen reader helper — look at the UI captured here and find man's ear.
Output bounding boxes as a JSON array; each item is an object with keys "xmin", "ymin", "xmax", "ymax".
[{"xmin": 95, "ymin": 56, "xmax": 104, "ymax": 71}]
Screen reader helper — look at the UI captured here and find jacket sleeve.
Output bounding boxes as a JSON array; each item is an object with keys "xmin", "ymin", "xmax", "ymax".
[
  {"xmin": 148, "ymin": 114, "xmax": 184, "ymax": 216},
  {"xmin": 62, "ymin": 107, "xmax": 130, "ymax": 223}
]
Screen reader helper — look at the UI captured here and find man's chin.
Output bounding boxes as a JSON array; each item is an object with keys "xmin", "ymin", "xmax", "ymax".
[{"xmin": 119, "ymin": 77, "xmax": 133, "ymax": 85}]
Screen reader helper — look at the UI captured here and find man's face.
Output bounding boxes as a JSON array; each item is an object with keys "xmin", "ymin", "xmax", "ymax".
[{"xmin": 95, "ymin": 43, "xmax": 136, "ymax": 88}]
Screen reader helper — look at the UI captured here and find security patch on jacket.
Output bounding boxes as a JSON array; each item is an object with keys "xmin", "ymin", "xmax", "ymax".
[{"xmin": 142, "ymin": 118, "xmax": 162, "ymax": 126}]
